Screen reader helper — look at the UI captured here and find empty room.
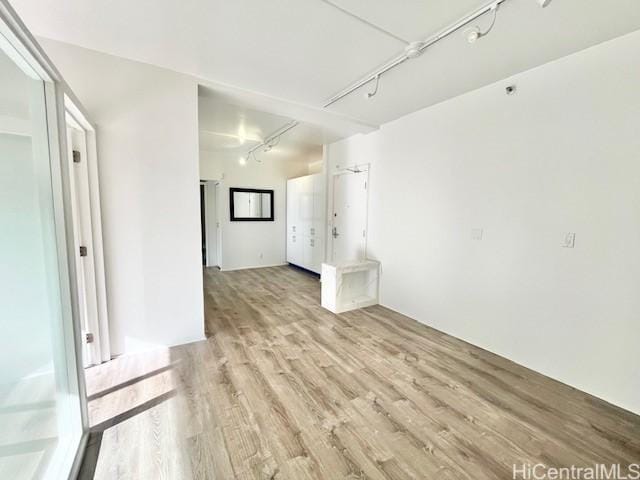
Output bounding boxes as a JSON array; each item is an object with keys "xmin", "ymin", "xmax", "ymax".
[{"xmin": 1, "ymin": 0, "xmax": 639, "ymax": 479}]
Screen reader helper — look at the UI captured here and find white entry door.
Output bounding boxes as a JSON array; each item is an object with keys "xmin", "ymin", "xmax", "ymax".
[{"xmin": 332, "ymin": 169, "xmax": 368, "ymax": 262}]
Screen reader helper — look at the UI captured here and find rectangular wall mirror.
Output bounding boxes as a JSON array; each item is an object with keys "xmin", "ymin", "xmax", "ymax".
[{"xmin": 230, "ymin": 188, "xmax": 274, "ymax": 221}]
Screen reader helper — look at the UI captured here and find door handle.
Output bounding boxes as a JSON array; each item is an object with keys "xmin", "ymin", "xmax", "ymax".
[{"xmin": 332, "ymin": 227, "xmax": 339, "ymax": 238}]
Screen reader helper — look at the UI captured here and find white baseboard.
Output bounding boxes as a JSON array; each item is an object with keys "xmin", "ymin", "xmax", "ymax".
[{"xmin": 220, "ymin": 263, "xmax": 288, "ymax": 272}]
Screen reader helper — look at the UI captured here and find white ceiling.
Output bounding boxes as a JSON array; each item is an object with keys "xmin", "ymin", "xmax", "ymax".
[
  {"xmin": 10, "ymin": 0, "xmax": 640, "ymax": 127},
  {"xmin": 199, "ymin": 87, "xmax": 332, "ymax": 162}
]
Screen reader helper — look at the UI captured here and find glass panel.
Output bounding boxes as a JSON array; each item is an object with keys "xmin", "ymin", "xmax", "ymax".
[{"xmin": 0, "ymin": 39, "xmax": 82, "ymax": 479}]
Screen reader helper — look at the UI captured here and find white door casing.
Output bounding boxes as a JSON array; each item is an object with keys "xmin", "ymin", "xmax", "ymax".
[
  {"xmin": 67, "ymin": 117, "xmax": 107, "ymax": 367},
  {"xmin": 205, "ymin": 181, "xmax": 219, "ymax": 267},
  {"xmin": 331, "ymin": 167, "xmax": 369, "ymax": 263}
]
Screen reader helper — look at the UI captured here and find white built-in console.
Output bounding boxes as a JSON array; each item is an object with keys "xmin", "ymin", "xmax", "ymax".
[
  {"xmin": 321, "ymin": 260, "xmax": 380, "ymax": 314},
  {"xmin": 286, "ymin": 173, "xmax": 325, "ymax": 274}
]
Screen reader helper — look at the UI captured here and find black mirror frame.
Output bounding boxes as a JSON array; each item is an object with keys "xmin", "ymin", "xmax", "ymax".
[{"xmin": 229, "ymin": 188, "xmax": 275, "ymax": 222}]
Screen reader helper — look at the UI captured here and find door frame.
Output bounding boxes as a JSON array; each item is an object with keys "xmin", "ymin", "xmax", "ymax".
[
  {"xmin": 65, "ymin": 103, "xmax": 110, "ymax": 366},
  {"xmin": 330, "ymin": 163, "xmax": 370, "ymax": 262},
  {"xmin": 200, "ymin": 181, "xmax": 207, "ymax": 265},
  {"xmin": 206, "ymin": 181, "xmax": 220, "ymax": 267},
  {"xmin": 200, "ymin": 180, "xmax": 221, "ymax": 267},
  {"xmin": 1, "ymin": 1, "xmax": 92, "ymax": 477}
]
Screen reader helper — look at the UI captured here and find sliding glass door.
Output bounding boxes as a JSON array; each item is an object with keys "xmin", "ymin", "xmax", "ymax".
[{"xmin": 0, "ymin": 16, "xmax": 84, "ymax": 480}]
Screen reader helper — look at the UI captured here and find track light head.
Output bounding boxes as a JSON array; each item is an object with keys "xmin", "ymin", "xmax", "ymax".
[{"xmin": 465, "ymin": 27, "xmax": 481, "ymax": 44}]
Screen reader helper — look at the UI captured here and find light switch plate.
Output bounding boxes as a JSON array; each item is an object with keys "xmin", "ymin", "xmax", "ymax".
[
  {"xmin": 562, "ymin": 232, "xmax": 576, "ymax": 248},
  {"xmin": 471, "ymin": 228, "xmax": 483, "ymax": 240}
]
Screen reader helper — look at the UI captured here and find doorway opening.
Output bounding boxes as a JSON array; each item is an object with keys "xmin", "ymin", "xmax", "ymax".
[{"xmin": 200, "ymin": 180, "xmax": 220, "ymax": 268}]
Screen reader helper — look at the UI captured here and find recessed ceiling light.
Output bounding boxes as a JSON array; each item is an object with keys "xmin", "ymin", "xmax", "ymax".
[{"xmin": 239, "ymin": 156, "xmax": 247, "ymax": 166}]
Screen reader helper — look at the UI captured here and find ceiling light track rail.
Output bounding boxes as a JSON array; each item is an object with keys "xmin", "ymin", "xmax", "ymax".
[
  {"xmin": 323, "ymin": 0, "xmax": 511, "ymax": 108},
  {"xmin": 244, "ymin": 120, "xmax": 299, "ymax": 162}
]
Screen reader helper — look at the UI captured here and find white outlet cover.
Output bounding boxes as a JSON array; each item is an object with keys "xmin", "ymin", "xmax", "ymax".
[{"xmin": 562, "ymin": 232, "xmax": 576, "ymax": 248}]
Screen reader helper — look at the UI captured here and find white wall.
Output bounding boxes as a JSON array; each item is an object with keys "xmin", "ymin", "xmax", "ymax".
[
  {"xmin": 306, "ymin": 147, "xmax": 323, "ymax": 174},
  {"xmin": 200, "ymin": 151, "xmax": 309, "ymax": 270},
  {"xmin": 40, "ymin": 39, "xmax": 205, "ymax": 355},
  {"xmin": 327, "ymin": 30, "xmax": 640, "ymax": 414}
]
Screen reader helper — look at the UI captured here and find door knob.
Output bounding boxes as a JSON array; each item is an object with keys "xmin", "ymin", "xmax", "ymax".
[{"xmin": 332, "ymin": 227, "xmax": 339, "ymax": 238}]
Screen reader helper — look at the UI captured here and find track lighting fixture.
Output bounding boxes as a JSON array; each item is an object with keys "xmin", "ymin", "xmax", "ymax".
[
  {"xmin": 242, "ymin": 121, "xmax": 299, "ymax": 164},
  {"xmin": 465, "ymin": 27, "xmax": 481, "ymax": 44},
  {"xmin": 465, "ymin": 3, "xmax": 498, "ymax": 44},
  {"xmin": 365, "ymin": 75, "xmax": 380, "ymax": 99},
  {"xmin": 323, "ymin": 0, "xmax": 552, "ymax": 107}
]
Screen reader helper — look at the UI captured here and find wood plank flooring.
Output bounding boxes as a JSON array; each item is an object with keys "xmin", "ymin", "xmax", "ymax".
[{"xmin": 84, "ymin": 265, "xmax": 640, "ymax": 479}]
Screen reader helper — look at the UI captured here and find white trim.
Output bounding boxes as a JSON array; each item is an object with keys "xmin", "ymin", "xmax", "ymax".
[
  {"xmin": 65, "ymin": 102, "xmax": 111, "ymax": 365},
  {"xmin": 66, "ymin": 120, "xmax": 103, "ymax": 367},
  {"xmin": 219, "ymin": 263, "xmax": 288, "ymax": 272},
  {"xmin": 0, "ymin": 0, "xmax": 56, "ymax": 81},
  {"xmin": 47, "ymin": 73, "xmax": 90, "ymax": 480},
  {"xmin": 216, "ymin": 179, "xmax": 224, "ymax": 269},
  {"xmin": 203, "ymin": 181, "xmax": 220, "ymax": 267}
]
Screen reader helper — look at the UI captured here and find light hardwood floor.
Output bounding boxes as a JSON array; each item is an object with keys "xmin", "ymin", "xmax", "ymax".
[{"xmin": 82, "ymin": 265, "xmax": 640, "ymax": 479}]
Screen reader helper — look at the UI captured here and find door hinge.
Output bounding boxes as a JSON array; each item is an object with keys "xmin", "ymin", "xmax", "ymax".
[
  {"xmin": 79, "ymin": 246, "xmax": 88, "ymax": 257},
  {"xmin": 85, "ymin": 332, "xmax": 94, "ymax": 344},
  {"xmin": 72, "ymin": 150, "xmax": 81, "ymax": 163}
]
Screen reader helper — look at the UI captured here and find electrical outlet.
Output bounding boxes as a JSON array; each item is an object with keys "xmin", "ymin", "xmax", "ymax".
[
  {"xmin": 562, "ymin": 232, "xmax": 576, "ymax": 248},
  {"xmin": 471, "ymin": 228, "xmax": 483, "ymax": 240}
]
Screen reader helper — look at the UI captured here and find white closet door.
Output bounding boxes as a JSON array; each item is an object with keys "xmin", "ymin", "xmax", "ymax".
[
  {"xmin": 286, "ymin": 178, "xmax": 298, "ymax": 235},
  {"xmin": 303, "ymin": 236, "xmax": 323, "ymax": 274},
  {"xmin": 287, "ymin": 178, "xmax": 302, "ymax": 265},
  {"xmin": 288, "ymin": 174, "xmax": 326, "ymax": 272},
  {"xmin": 297, "ymin": 176, "xmax": 313, "ymax": 237},
  {"xmin": 289, "ymin": 231, "xmax": 303, "ymax": 266}
]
